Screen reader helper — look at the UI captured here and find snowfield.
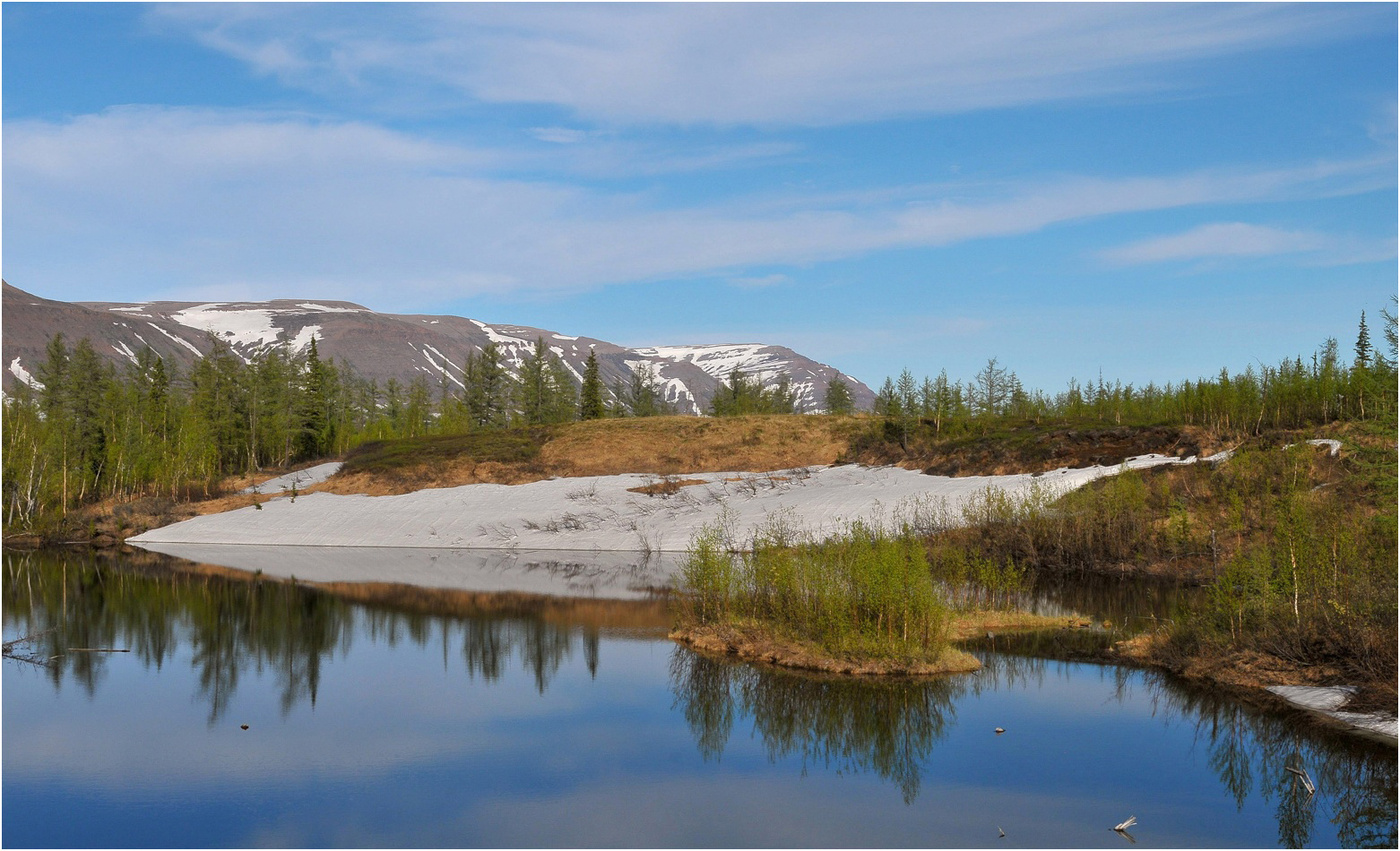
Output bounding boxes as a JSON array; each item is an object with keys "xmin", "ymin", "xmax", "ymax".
[{"xmin": 130, "ymin": 456, "xmax": 1205, "ymax": 593}]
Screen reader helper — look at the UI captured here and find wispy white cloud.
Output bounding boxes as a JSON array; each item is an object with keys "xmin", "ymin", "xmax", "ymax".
[
  {"xmin": 148, "ymin": 4, "xmax": 1385, "ymax": 126},
  {"xmin": 728, "ymin": 274, "xmax": 789, "ymax": 289},
  {"xmin": 1100, "ymin": 222, "xmax": 1396, "ymax": 266},
  {"xmin": 530, "ymin": 127, "xmax": 594, "ymax": 145},
  {"xmin": 3, "ymin": 107, "xmax": 1392, "ymax": 308}
]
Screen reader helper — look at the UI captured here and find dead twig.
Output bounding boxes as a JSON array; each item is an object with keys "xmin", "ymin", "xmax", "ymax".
[{"xmin": 1285, "ymin": 765, "xmax": 1316, "ymax": 796}]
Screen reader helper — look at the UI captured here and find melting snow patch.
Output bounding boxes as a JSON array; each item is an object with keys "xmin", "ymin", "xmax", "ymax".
[
  {"xmin": 240, "ymin": 462, "xmax": 343, "ymax": 495},
  {"xmin": 297, "ymin": 303, "xmax": 364, "ymax": 313},
  {"xmin": 1304, "ymin": 439, "xmax": 1342, "ymax": 457},
  {"xmin": 112, "ymin": 341, "xmax": 139, "ymax": 365},
  {"xmin": 1267, "ymin": 686, "xmax": 1398, "ymax": 744},
  {"xmin": 146, "ymin": 322, "xmax": 204, "ymax": 357},
  {"xmin": 136, "ymin": 457, "xmax": 1197, "ymax": 558},
  {"xmin": 469, "ymin": 319, "xmax": 525, "ymax": 347},
  {"xmin": 8, "ymin": 357, "xmax": 42, "ymax": 390}
]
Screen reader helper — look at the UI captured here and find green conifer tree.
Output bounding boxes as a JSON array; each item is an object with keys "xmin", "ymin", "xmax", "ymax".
[
  {"xmin": 822, "ymin": 376, "xmax": 854, "ymax": 415},
  {"xmin": 579, "ymin": 349, "xmax": 605, "ymax": 420}
]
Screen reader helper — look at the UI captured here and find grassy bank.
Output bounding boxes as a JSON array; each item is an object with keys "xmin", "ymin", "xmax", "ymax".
[
  {"xmin": 915, "ymin": 422, "xmax": 1397, "ymax": 703},
  {"xmin": 670, "ymin": 515, "xmax": 1093, "ymax": 675},
  {"xmin": 675, "ymin": 518, "xmax": 951, "ymax": 664}
]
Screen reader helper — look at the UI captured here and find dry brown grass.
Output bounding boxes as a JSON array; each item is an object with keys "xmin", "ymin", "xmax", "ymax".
[
  {"xmin": 627, "ymin": 478, "xmax": 709, "ymax": 496},
  {"xmin": 317, "ymin": 415, "xmax": 858, "ymax": 496},
  {"xmin": 670, "ymin": 622, "xmax": 983, "ymax": 676},
  {"xmin": 945, "ymin": 611, "xmax": 1095, "ymax": 640},
  {"xmin": 536, "ymin": 415, "xmax": 857, "ymax": 478}
]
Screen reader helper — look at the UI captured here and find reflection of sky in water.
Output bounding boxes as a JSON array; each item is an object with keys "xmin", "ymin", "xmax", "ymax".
[{"xmin": 3, "ymin": 553, "xmax": 1395, "ymax": 848}]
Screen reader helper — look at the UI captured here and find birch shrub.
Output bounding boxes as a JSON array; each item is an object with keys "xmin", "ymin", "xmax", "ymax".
[{"xmin": 676, "ymin": 520, "xmax": 950, "ymax": 662}]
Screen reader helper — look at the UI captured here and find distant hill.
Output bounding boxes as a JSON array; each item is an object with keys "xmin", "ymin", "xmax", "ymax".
[{"xmin": 1, "ymin": 281, "xmax": 875, "ymax": 413}]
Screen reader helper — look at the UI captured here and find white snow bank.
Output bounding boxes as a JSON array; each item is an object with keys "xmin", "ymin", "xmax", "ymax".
[
  {"xmin": 1266, "ymin": 686, "xmax": 1398, "ymax": 744},
  {"xmin": 138, "ymin": 455, "xmax": 1194, "ymax": 554},
  {"xmin": 239, "ymin": 462, "xmax": 344, "ymax": 494}
]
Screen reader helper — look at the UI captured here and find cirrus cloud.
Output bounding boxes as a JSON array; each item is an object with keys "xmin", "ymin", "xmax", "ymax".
[
  {"xmin": 148, "ymin": 4, "xmax": 1387, "ymax": 127},
  {"xmin": 1099, "ymin": 222, "xmax": 1396, "ymax": 267},
  {"xmin": 3, "ymin": 107, "xmax": 1393, "ymax": 308}
]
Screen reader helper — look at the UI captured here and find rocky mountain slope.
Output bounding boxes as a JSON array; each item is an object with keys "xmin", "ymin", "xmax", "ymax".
[{"xmin": 2, "ymin": 282, "xmax": 874, "ymax": 413}]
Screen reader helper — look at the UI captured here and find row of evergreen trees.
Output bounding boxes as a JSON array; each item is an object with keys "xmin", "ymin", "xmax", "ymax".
[{"xmin": 870, "ymin": 310, "xmax": 1398, "ymax": 437}]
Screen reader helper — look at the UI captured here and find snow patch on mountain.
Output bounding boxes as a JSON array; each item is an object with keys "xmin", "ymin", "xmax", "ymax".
[
  {"xmin": 170, "ymin": 305, "xmax": 323, "ymax": 356},
  {"xmin": 9, "ymin": 357, "xmax": 42, "ymax": 390},
  {"xmin": 146, "ymin": 322, "xmax": 204, "ymax": 357},
  {"xmin": 298, "ymin": 303, "xmax": 365, "ymax": 314},
  {"xmin": 112, "ymin": 340, "xmax": 139, "ymax": 365}
]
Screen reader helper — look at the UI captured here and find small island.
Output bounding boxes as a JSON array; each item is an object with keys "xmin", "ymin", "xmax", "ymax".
[{"xmin": 668, "ymin": 517, "xmax": 1091, "ymax": 676}]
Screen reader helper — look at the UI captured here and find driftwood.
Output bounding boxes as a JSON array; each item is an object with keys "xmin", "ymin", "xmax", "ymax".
[
  {"xmin": 3, "ymin": 629, "xmax": 59, "ymax": 668},
  {"xmin": 1285, "ymin": 765, "xmax": 1317, "ymax": 795}
]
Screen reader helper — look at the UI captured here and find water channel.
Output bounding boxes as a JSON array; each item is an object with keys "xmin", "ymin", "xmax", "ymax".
[{"xmin": 3, "ymin": 547, "xmax": 1395, "ymax": 848}]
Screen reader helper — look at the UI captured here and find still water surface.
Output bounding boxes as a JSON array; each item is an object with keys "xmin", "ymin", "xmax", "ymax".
[{"xmin": 3, "ymin": 548, "xmax": 1395, "ymax": 848}]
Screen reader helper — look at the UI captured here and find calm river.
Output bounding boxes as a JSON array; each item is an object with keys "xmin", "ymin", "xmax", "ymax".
[{"xmin": 3, "ymin": 548, "xmax": 1395, "ymax": 848}]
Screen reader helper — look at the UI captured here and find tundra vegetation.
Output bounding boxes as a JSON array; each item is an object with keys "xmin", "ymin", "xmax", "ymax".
[
  {"xmin": 4, "ymin": 305, "xmax": 1395, "ymax": 697},
  {"xmin": 672, "ymin": 307, "xmax": 1396, "ymax": 689}
]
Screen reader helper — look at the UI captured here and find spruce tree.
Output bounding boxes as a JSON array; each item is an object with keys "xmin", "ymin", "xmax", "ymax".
[
  {"xmin": 873, "ymin": 377, "xmax": 899, "ymax": 419},
  {"xmin": 579, "ymin": 349, "xmax": 605, "ymax": 420},
  {"xmin": 463, "ymin": 343, "xmax": 512, "ymax": 428},
  {"xmin": 546, "ymin": 354, "xmax": 578, "ymax": 422},
  {"xmin": 517, "ymin": 337, "xmax": 551, "ymax": 425},
  {"xmin": 1354, "ymin": 311, "xmax": 1372, "ymax": 369},
  {"xmin": 298, "ymin": 337, "xmax": 332, "ymax": 458},
  {"xmin": 822, "ymin": 376, "xmax": 854, "ymax": 415}
]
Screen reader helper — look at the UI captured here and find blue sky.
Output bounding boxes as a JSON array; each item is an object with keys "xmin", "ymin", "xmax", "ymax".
[{"xmin": 3, "ymin": 3, "xmax": 1396, "ymax": 391}]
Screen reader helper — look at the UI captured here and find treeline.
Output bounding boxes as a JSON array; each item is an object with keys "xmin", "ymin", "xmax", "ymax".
[
  {"xmin": 4, "ymin": 334, "xmax": 359, "ymax": 530},
  {"xmin": 0, "ymin": 334, "xmax": 724, "ymax": 532},
  {"xmin": 869, "ymin": 308, "xmax": 1398, "ymax": 437}
]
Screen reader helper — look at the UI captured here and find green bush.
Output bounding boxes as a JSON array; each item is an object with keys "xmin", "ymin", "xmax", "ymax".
[{"xmin": 676, "ymin": 522, "xmax": 950, "ymax": 662}]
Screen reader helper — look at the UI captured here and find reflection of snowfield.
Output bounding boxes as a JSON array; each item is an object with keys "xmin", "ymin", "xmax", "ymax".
[
  {"xmin": 130, "ymin": 544, "xmax": 676, "ymax": 599},
  {"xmin": 134, "ymin": 455, "xmax": 1196, "ymax": 555}
]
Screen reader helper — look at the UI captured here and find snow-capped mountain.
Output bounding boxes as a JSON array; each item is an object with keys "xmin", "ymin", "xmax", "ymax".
[{"xmin": 2, "ymin": 282, "xmax": 875, "ymax": 413}]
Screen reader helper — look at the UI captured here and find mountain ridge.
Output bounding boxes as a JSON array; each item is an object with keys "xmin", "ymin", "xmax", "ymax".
[{"xmin": 2, "ymin": 282, "xmax": 875, "ymax": 413}]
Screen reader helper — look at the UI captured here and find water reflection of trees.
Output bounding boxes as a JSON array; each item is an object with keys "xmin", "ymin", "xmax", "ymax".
[
  {"xmin": 670, "ymin": 649, "xmax": 963, "ymax": 803},
  {"xmin": 672, "ymin": 644, "xmax": 1396, "ymax": 843},
  {"xmin": 1135, "ymin": 675, "xmax": 1398, "ymax": 849},
  {"xmin": 3, "ymin": 549, "xmax": 613, "ymax": 721}
]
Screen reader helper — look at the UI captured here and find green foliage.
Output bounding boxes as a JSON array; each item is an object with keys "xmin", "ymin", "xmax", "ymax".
[
  {"xmin": 867, "ymin": 317, "xmax": 1399, "ymax": 442},
  {"xmin": 516, "ymin": 337, "xmax": 578, "ymax": 425},
  {"xmin": 676, "ymin": 520, "xmax": 950, "ymax": 661},
  {"xmin": 710, "ymin": 366, "xmax": 798, "ymax": 416},
  {"xmin": 915, "ymin": 441, "xmax": 1397, "ymax": 686},
  {"xmin": 612, "ymin": 361, "xmax": 671, "ymax": 417},
  {"xmin": 579, "ymin": 349, "xmax": 606, "ymax": 420},
  {"xmin": 1170, "ymin": 444, "xmax": 1398, "ymax": 683},
  {"xmin": 6, "ymin": 330, "xmax": 565, "ymax": 532},
  {"xmin": 462, "ymin": 343, "xmax": 513, "ymax": 428},
  {"xmin": 822, "ymin": 376, "xmax": 854, "ymax": 415}
]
